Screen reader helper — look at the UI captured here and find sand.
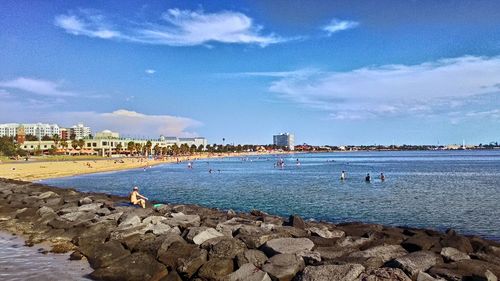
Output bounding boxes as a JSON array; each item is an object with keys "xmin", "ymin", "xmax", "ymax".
[{"xmin": 0, "ymin": 152, "xmax": 288, "ymax": 181}]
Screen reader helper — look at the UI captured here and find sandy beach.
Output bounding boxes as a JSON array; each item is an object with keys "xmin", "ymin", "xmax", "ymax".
[{"xmin": 0, "ymin": 152, "xmax": 291, "ymax": 181}]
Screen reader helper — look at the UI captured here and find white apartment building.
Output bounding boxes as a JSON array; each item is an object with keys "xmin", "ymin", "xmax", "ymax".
[
  {"xmin": 273, "ymin": 133, "xmax": 295, "ymax": 150},
  {"xmin": 0, "ymin": 123, "xmax": 60, "ymax": 139},
  {"xmin": 70, "ymin": 123, "xmax": 91, "ymax": 140}
]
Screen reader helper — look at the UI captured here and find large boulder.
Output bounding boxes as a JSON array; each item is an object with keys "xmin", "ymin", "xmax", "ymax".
[
  {"xmin": 308, "ymin": 226, "xmax": 344, "ymax": 239},
  {"xmin": 206, "ymin": 237, "xmax": 246, "ymax": 259},
  {"xmin": 262, "ymin": 254, "xmax": 305, "ymax": 281},
  {"xmin": 349, "ymin": 244, "xmax": 408, "ymax": 263},
  {"xmin": 197, "ymin": 258, "xmax": 234, "ymax": 280},
  {"xmin": 163, "ymin": 213, "xmax": 201, "ymax": 228},
  {"xmin": 388, "ymin": 251, "xmax": 442, "ymax": 278},
  {"xmin": 157, "ymin": 241, "xmax": 196, "ymax": 269},
  {"xmin": 176, "ymin": 248, "xmax": 208, "ymax": 279},
  {"xmin": 84, "ymin": 240, "xmax": 131, "ymax": 269},
  {"xmin": 440, "ymin": 233, "xmax": 473, "ymax": 254},
  {"xmin": 288, "ymin": 215, "xmax": 307, "ymax": 229},
  {"xmin": 235, "ymin": 225, "xmax": 283, "ymax": 249},
  {"xmin": 192, "ymin": 228, "xmax": 224, "ymax": 245},
  {"xmin": 440, "ymin": 247, "xmax": 470, "ymax": 262},
  {"xmin": 90, "ymin": 252, "xmax": 165, "ymax": 281},
  {"xmin": 261, "ymin": 238, "xmax": 314, "ymax": 256},
  {"xmin": 402, "ymin": 234, "xmax": 441, "ymax": 252},
  {"xmin": 236, "ymin": 249, "xmax": 269, "ymax": 268},
  {"xmin": 227, "ymin": 263, "xmax": 272, "ymax": 281},
  {"xmin": 296, "ymin": 264, "xmax": 365, "ymax": 281},
  {"xmin": 360, "ymin": 268, "xmax": 411, "ymax": 281}
]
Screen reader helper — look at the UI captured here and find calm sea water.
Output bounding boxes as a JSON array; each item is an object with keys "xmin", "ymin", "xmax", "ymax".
[{"xmin": 42, "ymin": 150, "xmax": 500, "ymax": 240}]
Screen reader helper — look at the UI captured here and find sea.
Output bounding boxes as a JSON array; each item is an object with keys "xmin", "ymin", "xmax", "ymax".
[{"xmin": 42, "ymin": 150, "xmax": 500, "ymax": 240}]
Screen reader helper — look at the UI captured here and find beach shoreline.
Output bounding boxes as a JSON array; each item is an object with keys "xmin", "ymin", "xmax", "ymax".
[
  {"xmin": 1, "ymin": 178, "xmax": 499, "ymax": 281},
  {"xmin": 0, "ymin": 151, "xmax": 296, "ymax": 181}
]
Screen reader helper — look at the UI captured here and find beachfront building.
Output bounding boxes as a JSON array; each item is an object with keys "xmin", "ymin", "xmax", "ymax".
[
  {"xmin": 273, "ymin": 133, "xmax": 295, "ymax": 150},
  {"xmin": 70, "ymin": 123, "xmax": 91, "ymax": 140},
  {"xmin": 19, "ymin": 136, "xmax": 208, "ymax": 156},
  {"xmin": 0, "ymin": 123, "xmax": 60, "ymax": 140}
]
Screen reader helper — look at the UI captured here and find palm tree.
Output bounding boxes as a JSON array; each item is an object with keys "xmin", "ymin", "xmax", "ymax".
[
  {"xmin": 153, "ymin": 144, "xmax": 160, "ymax": 156},
  {"xmin": 190, "ymin": 144, "xmax": 197, "ymax": 154},
  {"xmin": 78, "ymin": 139, "xmax": 85, "ymax": 155},
  {"xmin": 197, "ymin": 144, "xmax": 204, "ymax": 152},
  {"xmin": 127, "ymin": 141, "xmax": 135, "ymax": 156},
  {"xmin": 53, "ymin": 134, "xmax": 60, "ymax": 150},
  {"xmin": 171, "ymin": 144, "xmax": 179, "ymax": 156},
  {"xmin": 135, "ymin": 143, "xmax": 143, "ymax": 156},
  {"xmin": 116, "ymin": 143, "xmax": 123, "ymax": 155},
  {"xmin": 60, "ymin": 140, "xmax": 68, "ymax": 154},
  {"xmin": 145, "ymin": 141, "xmax": 153, "ymax": 156},
  {"xmin": 71, "ymin": 139, "xmax": 78, "ymax": 151}
]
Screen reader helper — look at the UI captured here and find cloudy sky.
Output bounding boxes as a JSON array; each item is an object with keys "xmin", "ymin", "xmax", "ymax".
[{"xmin": 1, "ymin": 0, "xmax": 500, "ymax": 145}]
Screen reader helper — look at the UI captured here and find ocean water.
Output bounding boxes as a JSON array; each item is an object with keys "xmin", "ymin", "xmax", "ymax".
[
  {"xmin": 42, "ymin": 150, "xmax": 500, "ymax": 240},
  {"xmin": 0, "ymin": 232, "xmax": 92, "ymax": 280}
]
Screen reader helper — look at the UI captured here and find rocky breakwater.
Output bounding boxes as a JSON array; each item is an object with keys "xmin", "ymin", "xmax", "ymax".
[{"xmin": 1, "ymin": 178, "xmax": 500, "ymax": 281}]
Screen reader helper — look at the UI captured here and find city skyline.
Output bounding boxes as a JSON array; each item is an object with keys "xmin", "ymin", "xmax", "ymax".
[{"xmin": 1, "ymin": 1, "xmax": 500, "ymax": 145}]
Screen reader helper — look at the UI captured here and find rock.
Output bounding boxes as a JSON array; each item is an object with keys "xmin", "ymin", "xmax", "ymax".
[
  {"xmin": 197, "ymin": 258, "xmax": 234, "ymax": 280},
  {"xmin": 309, "ymin": 236, "xmax": 339, "ymax": 247},
  {"xmin": 360, "ymin": 268, "xmax": 411, "ymax": 281},
  {"xmin": 84, "ymin": 240, "xmax": 131, "ymax": 269},
  {"xmin": 117, "ymin": 214, "xmax": 142, "ymax": 229},
  {"xmin": 95, "ymin": 208, "xmax": 111, "ymax": 216},
  {"xmin": 50, "ymin": 241, "xmax": 75, "ymax": 253},
  {"xmin": 157, "ymin": 241, "xmax": 197, "ymax": 269},
  {"xmin": 440, "ymin": 247, "xmax": 470, "ymax": 262},
  {"xmin": 236, "ymin": 249, "xmax": 269, "ymax": 268},
  {"xmin": 90, "ymin": 252, "xmax": 165, "ymax": 281},
  {"xmin": 164, "ymin": 213, "xmax": 201, "ymax": 228},
  {"xmin": 207, "ymin": 237, "xmax": 246, "ymax": 259},
  {"xmin": 78, "ymin": 197, "xmax": 93, "ymax": 206},
  {"xmin": 441, "ymin": 233, "xmax": 473, "ymax": 254},
  {"xmin": 288, "ymin": 215, "xmax": 307, "ymax": 230},
  {"xmin": 315, "ymin": 246, "xmax": 354, "ymax": 260},
  {"xmin": 388, "ymin": 251, "xmax": 442, "ymax": 278},
  {"xmin": 146, "ymin": 222, "xmax": 173, "ymax": 236},
  {"xmin": 261, "ymin": 238, "xmax": 314, "ymax": 256},
  {"xmin": 216, "ymin": 217, "xmax": 258, "ymax": 237},
  {"xmin": 185, "ymin": 226, "xmax": 209, "ymax": 242},
  {"xmin": 337, "ymin": 236, "xmax": 372, "ymax": 248},
  {"xmin": 37, "ymin": 191, "xmax": 59, "ymax": 199},
  {"xmin": 36, "ymin": 206, "xmax": 55, "ymax": 217},
  {"xmin": 416, "ymin": 271, "xmax": 445, "ymax": 281},
  {"xmin": 402, "ymin": 234, "xmax": 441, "ymax": 252},
  {"xmin": 337, "ymin": 223, "xmax": 383, "ymax": 237},
  {"xmin": 77, "ymin": 202, "xmax": 103, "ymax": 212},
  {"xmin": 235, "ymin": 225, "xmax": 282, "ymax": 249},
  {"xmin": 349, "ymin": 244, "xmax": 408, "ymax": 263},
  {"xmin": 275, "ymin": 226, "xmax": 309, "ymax": 238},
  {"xmin": 192, "ymin": 228, "xmax": 224, "ymax": 245},
  {"xmin": 454, "ymin": 259, "xmax": 500, "ymax": 278},
  {"xmin": 69, "ymin": 251, "xmax": 84, "ymax": 260},
  {"xmin": 308, "ymin": 226, "xmax": 344, "ymax": 239},
  {"xmin": 177, "ymin": 248, "xmax": 208, "ymax": 279},
  {"xmin": 227, "ymin": 263, "xmax": 272, "ymax": 281},
  {"xmin": 163, "ymin": 270, "xmax": 183, "ymax": 281},
  {"xmin": 296, "ymin": 250, "xmax": 322, "ymax": 265},
  {"xmin": 296, "ymin": 264, "xmax": 365, "ymax": 281},
  {"xmin": 485, "ymin": 269, "xmax": 498, "ymax": 281},
  {"xmin": 142, "ymin": 215, "xmax": 168, "ymax": 225},
  {"xmin": 262, "ymin": 254, "xmax": 305, "ymax": 281}
]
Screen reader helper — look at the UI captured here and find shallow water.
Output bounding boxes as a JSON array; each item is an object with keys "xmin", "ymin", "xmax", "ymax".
[
  {"xmin": 43, "ymin": 150, "xmax": 500, "ymax": 240},
  {"xmin": 0, "ymin": 232, "xmax": 92, "ymax": 281}
]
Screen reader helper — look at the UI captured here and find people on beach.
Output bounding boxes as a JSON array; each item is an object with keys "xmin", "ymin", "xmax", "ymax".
[
  {"xmin": 380, "ymin": 172, "xmax": 385, "ymax": 181},
  {"xmin": 130, "ymin": 186, "xmax": 148, "ymax": 208},
  {"xmin": 365, "ymin": 173, "xmax": 371, "ymax": 182},
  {"xmin": 340, "ymin": 171, "xmax": 346, "ymax": 180}
]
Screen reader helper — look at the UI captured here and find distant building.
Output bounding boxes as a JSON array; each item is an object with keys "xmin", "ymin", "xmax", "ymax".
[
  {"xmin": 0, "ymin": 123, "xmax": 59, "ymax": 140},
  {"xmin": 95, "ymin": 130, "xmax": 120, "ymax": 139},
  {"xmin": 273, "ymin": 133, "xmax": 295, "ymax": 150},
  {"xmin": 59, "ymin": 128, "xmax": 69, "ymax": 140},
  {"xmin": 70, "ymin": 123, "xmax": 91, "ymax": 140}
]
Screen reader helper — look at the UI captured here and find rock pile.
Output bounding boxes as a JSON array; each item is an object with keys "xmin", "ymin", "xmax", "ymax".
[{"xmin": 1, "ymin": 178, "xmax": 499, "ymax": 281}]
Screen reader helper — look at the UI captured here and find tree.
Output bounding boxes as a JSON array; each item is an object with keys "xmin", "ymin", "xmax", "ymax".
[
  {"xmin": 53, "ymin": 134, "xmax": 60, "ymax": 150},
  {"xmin": 127, "ymin": 141, "xmax": 135, "ymax": 155},
  {"xmin": 153, "ymin": 144, "xmax": 161, "ymax": 155},
  {"xmin": 190, "ymin": 144, "xmax": 197, "ymax": 154},
  {"xmin": 135, "ymin": 143, "xmax": 143, "ymax": 156},
  {"xmin": 115, "ymin": 143, "xmax": 123, "ymax": 154},
  {"xmin": 161, "ymin": 147, "xmax": 168, "ymax": 156},
  {"xmin": 78, "ymin": 139, "xmax": 85, "ymax": 154},
  {"xmin": 171, "ymin": 144, "xmax": 179, "ymax": 156},
  {"xmin": 71, "ymin": 139, "xmax": 78, "ymax": 150},
  {"xmin": 60, "ymin": 140, "xmax": 68, "ymax": 154},
  {"xmin": 25, "ymin": 134, "xmax": 38, "ymax": 141},
  {"xmin": 197, "ymin": 144, "xmax": 204, "ymax": 152},
  {"xmin": 145, "ymin": 141, "xmax": 153, "ymax": 156},
  {"xmin": 70, "ymin": 133, "xmax": 76, "ymax": 140},
  {"xmin": 0, "ymin": 136, "xmax": 17, "ymax": 156},
  {"xmin": 42, "ymin": 135, "xmax": 53, "ymax": 141}
]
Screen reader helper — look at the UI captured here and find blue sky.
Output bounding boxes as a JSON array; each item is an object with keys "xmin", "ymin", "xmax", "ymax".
[{"xmin": 1, "ymin": 0, "xmax": 500, "ymax": 145}]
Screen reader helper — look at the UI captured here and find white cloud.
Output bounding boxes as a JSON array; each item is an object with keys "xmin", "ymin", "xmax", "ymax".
[
  {"xmin": 322, "ymin": 18, "xmax": 359, "ymax": 35},
  {"xmin": 55, "ymin": 9, "xmax": 285, "ymax": 47},
  {"xmin": 61, "ymin": 109, "xmax": 202, "ymax": 137},
  {"xmin": 145, "ymin": 69, "xmax": 156, "ymax": 74},
  {"xmin": 255, "ymin": 56, "xmax": 500, "ymax": 120},
  {"xmin": 0, "ymin": 77, "xmax": 77, "ymax": 97}
]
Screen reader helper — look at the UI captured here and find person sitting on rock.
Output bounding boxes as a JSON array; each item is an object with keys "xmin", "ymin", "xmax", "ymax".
[{"xmin": 130, "ymin": 186, "xmax": 148, "ymax": 208}]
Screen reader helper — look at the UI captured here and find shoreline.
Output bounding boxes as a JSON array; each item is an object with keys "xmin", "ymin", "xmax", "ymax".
[
  {"xmin": 1, "ymin": 178, "xmax": 499, "ymax": 281},
  {"xmin": 0, "ymin": 151, "xmax": 296, "ymax": 181}
]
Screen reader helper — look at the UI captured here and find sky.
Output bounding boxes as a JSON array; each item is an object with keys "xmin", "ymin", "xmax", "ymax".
[{"xmin": 1, "ymin": 0, "xmax": 500, "ymax": 145}]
